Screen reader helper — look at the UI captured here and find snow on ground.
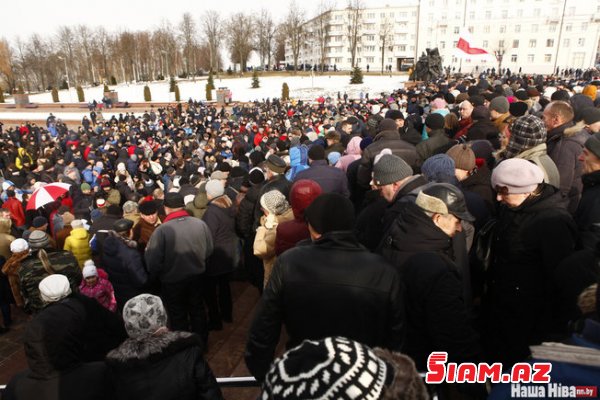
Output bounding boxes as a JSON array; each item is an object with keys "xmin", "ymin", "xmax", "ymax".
[
  {"xmin": 1, "ymin": 74, "xmax": 408, "ymax": 123},
  {"xmin": 26, "ymin": 74, "xmax": 408, "ymax": 104}
]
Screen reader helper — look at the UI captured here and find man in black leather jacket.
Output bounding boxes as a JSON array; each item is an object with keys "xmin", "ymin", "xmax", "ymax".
[{"xmin": 245, "ymin": 193, "xmax": 405, "ymax": 381}]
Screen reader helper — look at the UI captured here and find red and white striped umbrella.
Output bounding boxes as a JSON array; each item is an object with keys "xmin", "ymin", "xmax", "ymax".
[{"xmin": 26, "ymin": 182, "xmax": 71, "ymax": 210}]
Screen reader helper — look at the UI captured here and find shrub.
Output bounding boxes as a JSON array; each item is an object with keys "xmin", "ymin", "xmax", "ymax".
[
  {"xmin": 17, "ymin": 85, "xmax": 24, "ymax": 94},
  {"xmin": 110, "ymin": 75, "xmax": 117, "ymax": 85},
  {"xmin": 174, "ymin": 84, "xmax": 180, "ymax": 102},
  {"xmin": 350, "ymin": 66, "xmax": 363, "ymax": 84},
  {"xmin": 206, "ymin": 83, "xmax": 213, "ymax": 101},
  {"xmin": 103, "ymin": 84, "xmax": 109, "ymax": 93},
  {"xmin": 143, "ymin": 85, "xmax": 151, "ymax": 101},
  {"xmin": 207, "ymin": 70, "xmax": 215, "ymax": 91},
  {"xmin": 251, "ymin": 69, "xmax": 260, "ymax": 88},
  {"xmin": 282, "ymin": 82, "xmax": 290, "ymax": 101},
  {"xmin": 51, "ymin": 87, "xmax": 59, "ymax": 103},
  {"xmin": 227, "ymin": 67, "xmax": 233, "ymax": 75},
  {"xmin": 60, "ymin": 80, "xmax": 68, "ymax": 90},
  {"xmin": 156, "ymin": 74, "xmax": 165, "ymax": 81},
  {"xmin": 0, "ymin": 89, "xmax": 4, "ymax": 103},
  {"xmin": 76, "ymin": 85, "xmax": 85, "ymax": 102},
  {"xmin": 169, "ymin": 76, "xmax": 176, "ymax": 92}
]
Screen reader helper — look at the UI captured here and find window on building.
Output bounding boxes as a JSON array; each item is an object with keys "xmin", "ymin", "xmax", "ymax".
[
  {"xmin": 399, "ymin": 44, "xmax": 406, "ymax": 51},
  {"xmin": 469, "ymin": 11, "xmax": 475, "ymax": 19},
  {"xmin": 517, "ymin": 9, "xmax": 523, "ymax": 17},
  {"xmin": 529, "ymin": 39, "xmax": 536, "ymax": 48},
  {"xmin": 484, "ymin": 25, "xmax": 490, "ymax": 33},
  {"xmin": 485, "ymin": 11, "xmax": 492, "ymax": 19},
  {"xmin": 454, "ymin": 26, "xmax": 460, "ymax": 34},
  {"xmin": 531, "ymin": 24, "xmax": 538, "ymax": 33},
  {"xmin": 533, "ymin": 8, "xmax": 541, "ymax": 16},
  {"xmin": 501, "ymin": 10, "xmax": 508, "ymax": 18},
  {"xmin": 366, "ymin": 57, "xmax": 374, "ymax": 63},
  {"xmin": 515, "ymin": 25, "xmax": 521, "ymax": 33},
  {"xmin": 511, "ymin": 54, "xmax": 518, "ymax": 62},
  {"xmin": 499, "ymin": 40, "xmax": 505, "ymax": 48},
  {"xmin": 468, "ymin": 26, "xmax": 474, "ymax": 33},
  {"xmin": 567, "ymin": 6, "xmax": 575, "ymax": 15},
  {"xmin": 453, "ymin": 41, "xmax": 458, "ymax": 47},
  {"xmin": 367, "ymin": 13, "xmax": 375, "ymax": 18},
  {"xmin": 582, "ymin": 22, "xmax": 589, "ymax": 31},
  {"xmin": 335, "ymin": 14, "xmax": 343, "ymax": 20},
  {"xmin": 528, "ymin": 54, "xmax": 534, "ymax": 62},
  {"xmin": 380, "ymin": 12, "xmax": 386, "ymax": 18},
  {"xmin": 549, "ymin": 24, "xmax": 557, "ymax": 32},
  {"xmin": 566, "ymin": 23, "xmax": 572, "ymax": 32},
  {"xmin": 482, "ymin": 40, "xmax": 488, "ymax": 48},
  {"xmin": 563, "ymin": 38, "xmax": 570, "ymax": 47},
  {"xmin": 440, "ymin": 41, "xmax": 446, "ymax": 49},
  {"xmin": 399, "ymin": 12, "xmax": 407, "ymax": 18},
  {"xmin": 410, "ymin": 45, "xmax": 415, "ymax": 50},
  {"xmin": 499, "ymin": 25, "xmax": 506, "ymax": 33},
  {"xmin": 544, "ymin": 54, "xmax": 551, "ymax": 63},
  {"xmin": 578, "ymin": 38, "xmax": 585, "ymax": 46},
  {"xmin": 546, "ymin": 39, "xmax": 554, "ymax": 47},
  {"xmin": 513, "ymin": 39, "xmax": 519, "ymax": 48},
  {"xmin": 388, "ymin": 58, "xmax": 393, "ymax": 62}
]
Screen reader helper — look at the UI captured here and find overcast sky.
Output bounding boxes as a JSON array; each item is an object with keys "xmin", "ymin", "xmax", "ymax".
[{"xmin": 0, "ymin": 0, "xmax": 398, "ymax": 43}]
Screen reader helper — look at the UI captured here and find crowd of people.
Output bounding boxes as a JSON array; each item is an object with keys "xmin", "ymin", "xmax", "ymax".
[{"xmin": 0, "ymin": 70, "xmax": 600, "ymax": 399}]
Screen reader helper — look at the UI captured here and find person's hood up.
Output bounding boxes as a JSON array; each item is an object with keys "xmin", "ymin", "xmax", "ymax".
[
  {"xmin": 290, "ymin": 179, "xmax": 323, "ymax": 220},
  {"xmin": 289, "ymin": 146, "xmax": 308, "ymax": 167},
  {"xmin": 345, "ymin": 136, "xmax": 362, "ymax": 156},
  {"xmin": 71, "ymin": 227, "xmax": 89, "ymax": 240}
]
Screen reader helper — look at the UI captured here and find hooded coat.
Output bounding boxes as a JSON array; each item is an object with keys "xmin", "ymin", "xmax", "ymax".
[
  {"xmin": 285, "ymin": 146, "xmax": 309, "ymax": 181},
  {"xmin": 105, "ymin": 331, "xmax": 222, "ymax": 400},
  {"xmin": 275, "ymin": 180, "xmax": 323, "ymax": 255},
  {"xmin": 63, "ymin": 227, "xmax": 92, "ymax": 267},
  {"xmin": 335, "ymin": 136, "xmax": 362, "ymax": 172}
]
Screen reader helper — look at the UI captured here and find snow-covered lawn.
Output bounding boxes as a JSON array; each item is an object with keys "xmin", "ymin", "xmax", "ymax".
[{"xmin": 25, "ymin": 74, "xmax": 409, "ymax": 104}]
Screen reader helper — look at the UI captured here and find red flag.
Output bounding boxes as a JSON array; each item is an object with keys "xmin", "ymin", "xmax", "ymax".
[{"xmin": 456, "ymin": 29, "xmax": 490, "ymax": 56}]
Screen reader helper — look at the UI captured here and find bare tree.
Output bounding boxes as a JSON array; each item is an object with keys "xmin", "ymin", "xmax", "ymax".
[
  {"xmin": 283, "ymin": 1, "xmax": 305, "ymax": 72},
  {"xmin": 180, "ymin": 12, "xmax": 197, "ymax": 76},
  {"xmin": 76, "ymin": 25, "xmax": 96, "ymax": 83},
  {"xmin": 254, "ymin": 9, "xmax": 276, "ymax": 69},
  {"xmin": 347, "ymin": 0, "xmax": 364, "ymax": 68},
  {"xmin": 314, "ymin": 0, "xmax": 334, "ymax": 73},
  {"xmin": 273, "ymin": 25, "xmax": 287, "ymax": 67},
  {"xmin": 56, "ymin": 26, "xmax": 77, "ymax": 86},
  {"xmin": 201, "ymin": 10, "xmax": 222, "ymax": 73},
  {"xmin": 379, "ymin": 16, "xmax": 394, "ymax": 74},
  {"xmin": 227, "ymin": 12, "xmax": 254, "ymax": 73},
  {"xmin": 0, "ymin": 39, "xmax": 17, "ymax": 92}
]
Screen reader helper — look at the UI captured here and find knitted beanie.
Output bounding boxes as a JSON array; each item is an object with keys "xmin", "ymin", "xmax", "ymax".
[
  {"xmin": 327, "ymin": 151, "xmax": 341, "ymax": 166},
  {"xmin": 261, "ymin": 337, "xmax": 389, "ymax": 400},
  {"xmin": 82, "ymin": 262, "xmax": 98, "ymax": 279},
  {"xmin": 308, "ymin": 145, "xmax": 326, "ymax": 161},
  {"xmin": 491, "ymin": 158, "xmax": 544, "ymax": 194},
  {"xmin": 260, "ymin": 190, "xmax": 290, "ymax": 216},
  {"xmin": 584, "ymin": 133, "xmax": 600, "ymax": 159},
  {"xmin": 39, "ymin": 274, "xmax": 71, "ymax": 303},
  {"xmin": 206, "ymin": 179, "xmax": 225, "ymax": 199},
  {"xmin": 71, "ymin": 219, "xmax": 84, "ymax": 230},
  {"xmin": 421, "ymin": 154, "xmax": 456, "ymax": 184},
  {"xmin": 372, "ymin": 154, "xmax": 413, "ymax": 186},
  {"xmin": 28, "ymin": 230, "xmax": 50, "ymax": 250},
  {"xmin": 446, "ymin": 144, "xmax": 476, "ymax": 171},
  {"xmin": 10, "ymin": 238, "xmax": 29, "ymax": 254},
  {"xmin": 425, "ymin": 113, "xmax": 445, "ymax": 130},
  {"xmin": 489, "ymin": 96, "xmax": 509, "ymax": 114},
  {"xmin": 304, "ymin": 193, "xmax": 355, "ymax": 234},
  {"xmin": 505, "ymin": 115, "xmax": 547, "ymax": 158},
  {"xmin": 123, "ymin": 294, "xmax": 168, "ymax": 339},
  {"xmin": 581, "ymin": 108, "xmax": 600, "ymax": 126}
]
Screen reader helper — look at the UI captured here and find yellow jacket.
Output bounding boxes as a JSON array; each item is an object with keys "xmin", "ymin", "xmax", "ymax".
[{"xmin": 63, "ymin": 227, "xmax": 92, "ymax": 268}]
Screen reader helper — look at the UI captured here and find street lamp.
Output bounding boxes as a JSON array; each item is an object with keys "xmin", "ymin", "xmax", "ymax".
[
  {"xmin": 494, "ymin": 47, "xmax": 505, "ymax": 76},
  {"xmin": 57, "ymin": 55, "xmax": 73, "ymax": 102}
]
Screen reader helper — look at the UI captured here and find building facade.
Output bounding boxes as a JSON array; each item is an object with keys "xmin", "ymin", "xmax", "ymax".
[{"xmin": 286, "ymin": 0, "xmax": 600, "ymax": 75}]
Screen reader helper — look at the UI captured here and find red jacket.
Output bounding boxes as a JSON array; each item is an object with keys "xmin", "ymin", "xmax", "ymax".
[{"xmin": 2, "ymin": 197, "xmax": 25, "ymax": 227}]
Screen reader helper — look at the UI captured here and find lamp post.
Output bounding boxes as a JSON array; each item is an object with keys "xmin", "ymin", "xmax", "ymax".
[
  {"xmin": 58, "ymin": 56, "xmax": 73, "ymax": 102},
  {"xmin": 494, "ymin": 47, "xmax": 505, "ymax": 76}
]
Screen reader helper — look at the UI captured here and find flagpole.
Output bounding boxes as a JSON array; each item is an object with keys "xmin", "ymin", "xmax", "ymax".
[{"xmin": 459, "ymin": 0, "xmax": 468, "ymax": 73}]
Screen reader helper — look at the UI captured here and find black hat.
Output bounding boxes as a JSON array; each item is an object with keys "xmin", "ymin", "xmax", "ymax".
[
  {"xmin": 415, "ymin": 183, "xmax": 475, "ymax": 222},
  {"xmin": 163, "ymin": 192, "xmax": 185, "ymax": 208},
  {"xmin": 138, "ymin": 200, "xmax": 158, "ymax": 215},
  {"xmin": 581, "ymin": 107, "xmax": 600, "ymax": 125},
  {"xmin": 509, "ymin": 102, "xmax": 528, "ymax": 117},
  {"xmin": 32, "ymin": 216, "xmax": 48, "ymax": 228},
  {"xmin": 514, "ymin": 90, "xmax": 529, "ymax": 101},
  {"xmin": 113, "ymin": 218, "xmax": 134, "ymax": 233},
  {"xmin": 304, "ymin": 193, "xmax": 355, "ymax": 234},
  {"xmin": 377, "ymin": 118, "xmax": 398, "ymax": 133},
  {"xmin": 249, "ymin": 168, "xmax": 265, "ymax": 185},
  {"xmin": 469, "ymin": 95, "xmax": 485, "ymax": 107},
  {"xmin": 384, "ymin": 110, "xmax": 404, "ymax": 120},
  {"xmin": 425, "ymin": 113, "xmax": 445, "ymax": 130},
  {"xmin": 307, "ymin": 145, "xmax": 325, "ymax": 161},
  {"xmin": 266, "ymin": 154, "xmax": 287, "ymax": 174},
  {"xmin": 106, "ymin": 204, "xmax": 123, "ymax": 217}
]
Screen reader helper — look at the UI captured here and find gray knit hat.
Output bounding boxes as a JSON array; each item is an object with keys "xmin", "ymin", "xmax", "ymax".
[
  {"xmin": 372, "ymin": 154, "xmax": 413, "ymax": 186},
  {"xmin": 28, "ymin": 230, "xmax": 50, "ymax": 250},
  {"xmin": 123, "ymin": 294, "xmax": 168, "ymax": 339},
  {"xmin": 489, "ymin": 96, "xmax": 509, "ymax": 114},
  {"xmin": 584, "ymin": 133, "xmax": 600, "ymax": 159},
  {"xmin": 260, "ymin": 190, "xmax": 290, "ymax": 216}
]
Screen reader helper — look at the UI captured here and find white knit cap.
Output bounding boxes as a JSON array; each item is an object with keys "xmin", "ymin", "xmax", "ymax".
[
  {"xmin": 39, "ymin": 274, "xmax": 71, "ymax": 303},
  {"xmin": 71, "ymin": 219, "xmax": 84, "ymax": 229},
  {"xmin": 10, "ymin": 238, "xmax": 29, "ymax": 253},
  {"xmin": 205, "ymin": 179, "xmax": 225, "ymax": 198},
  {"xmin": 184, "ymin": 194, "xmax": 195, "ymax": 205},
  {"xmin": 82, "ymin": 262, "xmax": 98, "ymax": 279}
]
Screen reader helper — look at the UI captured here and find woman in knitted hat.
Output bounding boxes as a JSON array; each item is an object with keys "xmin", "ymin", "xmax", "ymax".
[
  {"xmin": 79, "ymin": 260, "xmax": 117, "ymax": 312},
  {"xmin": 2, "ymin": 238, "xmax": 29, "ymax": 308},
  {"xmin": 105, "ymin": 294, "xmax": 223, "ymax": 400},
  {"xmin": 63, "ymin": 219, "xmax": 92, "ymax": 268},
  {"xmin": 483, "ymin": 158, "xmax": 578, "ymax": 366},
  {"xmin": 201, "ymin": 179, "xmax": 239, "ymax": 330},
  {"xmin": 254, "ymin": 190, "xmax": 294, "ymax": 287}
]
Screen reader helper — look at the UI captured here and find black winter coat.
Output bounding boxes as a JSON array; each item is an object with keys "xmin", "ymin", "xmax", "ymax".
[
  {"xmin": 466, "ymin": 119, "xmax": 500, "ymax": 149},
  {"xmin": 106, "ymin": 331, "xmax": 223, "ymax": 400},
  {"xmin": 202, "ymin": 196, "xmax": 239, "ymax": 276},
  {"xmin": 575, "ymin": 170, "xmax": 600, "ymax": 250},
  {"xmin": 245, "ymin": 231, "xmax": 405, "ymax": 380},
  {"xmin": 460, "ymin": 165, "xmax": 495, "ymax": 215},
  {"xmin": 102, "ymin": 232, "xmax": 148, "ymax": 309},
  {"xmin": 293, "ymin": 160, "xmax": 350, "ymax": 197},
  {"xmin": 236, "ymin": 182, "xmax": 263, "ymax": 240},
  {"xmin": 377, "ymin": 202, "xmax": 481, "ymax": 370},
  {"xmin": 484, "ymin": 185, "xmax": 577, "ymax": 365}
]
